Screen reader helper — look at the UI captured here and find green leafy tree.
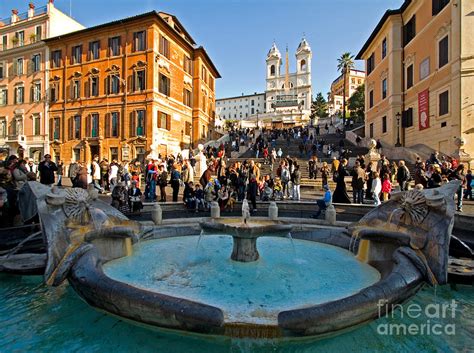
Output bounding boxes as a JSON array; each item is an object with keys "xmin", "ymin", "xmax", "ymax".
[
  {"xmin": 337, "ymin": 52, "xmax": 355, "ymax": 128},
  {"xmin": 311, "ymin": 92, "xmax": 328, "ymax": 119},
  {"xmin": 348, "ymin": 84, "xmax": 365, "ymax": 122}
]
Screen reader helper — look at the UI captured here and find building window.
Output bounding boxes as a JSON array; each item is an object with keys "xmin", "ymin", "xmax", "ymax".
[
  {"xmin": 73, "ymin": 148, "xmax": 80, "ymax": 161},
  {"xmin": 109, "ymin": 36, "xmax": 121, "ymax": 56},
  {"xmin": 74, "ymin": 115, "xmax": 81, "ymax": 139},
  {"xmin": 52, "ymin": 117, "xmax": 60, "ymax": 139},
  {"xmin": 439, "ymin": 90, "xmax": 449, "ymax": 116},
  {"xmin": 159, "ymin": 35, "xmax": 169, "ymax": 59},
  {"xmin": 110, "ymin": 147, "xmax": 118, "ymax": 162},
  {"xmin": 87, "ymin": 113, "xmax": 99, "ymax": 137},
  {"xmin": 133, "ymin": 31, "xmax": 146, "ymax": 52},
  {"xmin": 89, "ymin": 41, "xmax": 100, "ymax": 60},
  {"xmin": 71, "ymin": 45, "xmax": 82, "ymax": 64},
  {"xmin": 433, "ymin": 0, "xmax": 450, "ymax": 16},
  {"xmin": 382, "ymin": 38, "xmax": 387, "ymax": 59},
  {"xmin": 35, "ymin": 25, "xmax": 42, "ymax": 41},
  {"xmin": 369, "ymin": 90, "xmax": 374, "ymax": 108},
  {"xmin": 52, "ymin": 50, "xmax": 61, "ymax": 68},
  {"xmin": 0, "ymin": 88, "xmax": 7, "ymax": 105},
  {"xmin": 135, "ymin": 110, "xmax": 146, "ymax": 136},
  {"xmin": 90, "ymin": 77, "xmax": 99, "ymax": 96},
  {"xmin": 403, "ymin": 15, "xmax": 416, "ymax": 47},
  {"xmin": 183, "ymin": 88, "xmax": 192, "ymax": 107},
  {"xmin": 183, "ymin": 55, "xmax": 192, "ymax": 74},
  {"xmin": 369, "ymin": 123, "xmax": 374, "ymax": 138},
  {"xmin": 111, "ymin": 112, "xmax": 119, "ymax": 137},
  {"xmin": 72, "ymin": 80, "xmax": 80, "ymax": 99},
  {"xmin": 159, "ymin": 74, "xmax": 170, "ymax": 96},
  {"xmin": 16, "ymin": 58, "xmax": 24, "ymax": 76},
  {"xmin": 202, "ymin": 95, "xmax": 207, "ymax": 112},
  {"xmin": 300, "ymin": 59, "xmax": 307, "ymax": 71},
  {"xmin": 403, "ymin": 108, "xmax": 414, "ymax": 128},
  {"xmin": 201, "ymin": 66, "xmax": 208, "ymax": 84},
  {"xmin": 0, "ymin": 117, "xmax": 6, "ymax": 138},
  {"xmin": 382, "ymin": 79, "xmax": 387, "ymax": 99},
  {"xmin": 2, "ymin": 35, "xmax": 7, "ymax": 51},
  {"xmin": 109, "ymin": 75, "xmax": 120, "ymax": 94},
  {"xmin": 158, "ymin": 111, "xmax": 170, "ymax": 130},
  {"xmin": 32, "ymin": 82, "xmax": 41, "ymax": 102},
  {"xmin": 15, "ymin": 31, "xmax": 25, "ymax": 46},
  {"xmin": 407, "ymin": 64, "xmax": 414, "ymax": 89},
  {"xmin": 201, "ymin": 124, "xmax": 207, "ymax": 139},
  {"xmin": 33, "ymin": 114, "xmax": 41, "ymax": 135},
  {"xmin": 367, "ymin": 53, "xmax": 375, "ymax": 75},
  {"xmin": 382, "ymin": 116, "xmax": 387, "ymax": 133},
  {"xmin": 185, "ymin": 121, "xmax": 191, "ymax": 136},
  {"xmin": 50, "ymin": 84, "xmax": 58, "ymax": 102},
  {"xmin": 0, "ymin": 62, "xmax": 4, "ymax": 79},
  {"xmin": 439, "ymin": 35, "xmax": 449, "ymax": 68},
  {"xmin": 270, "ymin": 65, "xmax": 275, "ymax": 76},
  {"xmin": 251, "ymin": 108, "xmax": 254, "ymax": 114},
  {"xmin": 135, "ymin": 70, "xmax": 146, "ymax": 91},
  {"xmin": 32, "ymin": 54, "xmax": 41, "ymax": 72},
  {"xmin": 15, "ymin": 86, "xmax": 24, "ymax": 104}
]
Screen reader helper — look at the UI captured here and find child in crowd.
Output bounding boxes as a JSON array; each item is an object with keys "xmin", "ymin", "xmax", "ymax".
[
  {"xmin": 381, "ymin": 173, "xmax": 392, "ymax": 201},
  {"xmin": 371, "ymin": 171, "xmax": 382, "ymax": 206}
]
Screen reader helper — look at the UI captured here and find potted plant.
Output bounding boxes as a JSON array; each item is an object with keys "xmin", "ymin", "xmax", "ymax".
[
  {"xmin": 29, "ymin": 33, "xmax": 37, "ymax": 43},
  {"xmin": 11, "ymin": 37, "xmax": 19, "ymax": 47}
]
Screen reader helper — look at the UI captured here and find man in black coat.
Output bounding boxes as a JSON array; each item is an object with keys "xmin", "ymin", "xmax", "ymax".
[{"xmin": 38, "ymin": 154, "xmax": 58, "ymax": 186}]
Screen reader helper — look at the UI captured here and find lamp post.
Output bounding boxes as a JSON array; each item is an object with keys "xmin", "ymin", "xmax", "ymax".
[
  {"xmin": 256, "ymin": 109, "xmax": 259, "ymax": 129},
  {"xmin": 395, "ymin": 112, "xmax": 402, "ymax": 147}
]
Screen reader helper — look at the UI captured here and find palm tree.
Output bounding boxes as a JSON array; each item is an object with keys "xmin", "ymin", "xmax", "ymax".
[{"xmin": 337, "ymin": 52, "xmax": 355, "ymax": 132}]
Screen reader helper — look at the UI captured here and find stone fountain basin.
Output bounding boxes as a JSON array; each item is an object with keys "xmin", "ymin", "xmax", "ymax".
[
  {"xmin": 67, "ymin": 222, "xmax": 425, "ymax": 339},
  {"xmin": 199, "ymin": 218, "xmax": 293, "ymax": 238}
]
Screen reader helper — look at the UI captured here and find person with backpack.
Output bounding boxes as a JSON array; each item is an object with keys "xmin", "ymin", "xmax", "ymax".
[
  {"xmin": 292, "ymin": 164, "xmax": 302, "ymax": 201},
  {"xmin": 157, "ymin": 165, "xmax": 168, "ymax": 202},
  {"xmin": 396, "ymin": 160, "xmax": 411, "ymax": 191},
  {"xmin": 281, "ymin": 163, "xmax": 291, "ymax": 199}
]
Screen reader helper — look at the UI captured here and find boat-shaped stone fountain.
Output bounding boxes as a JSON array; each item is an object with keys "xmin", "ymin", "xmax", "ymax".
[{"xmin": 20, "ymin": 181, "xmax": 459, "ymax": 339}]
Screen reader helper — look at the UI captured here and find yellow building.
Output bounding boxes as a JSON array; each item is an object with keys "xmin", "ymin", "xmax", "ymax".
[
  {"xmin": 328, "ymin": 69, "xmax": 365, "ymax": 116},
  {"xmin": 356, "ymin": 0, "xmax": 474, "ymax": 168}
]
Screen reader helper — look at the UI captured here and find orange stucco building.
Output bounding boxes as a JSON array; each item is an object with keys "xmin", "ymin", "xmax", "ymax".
[
  {"xmin": 357, "ymin": 0, "xmax": 474, "ymax": 168},
  {"xmin": 45, "ymin": 11, "xmax": 220, "ymax": 164}
]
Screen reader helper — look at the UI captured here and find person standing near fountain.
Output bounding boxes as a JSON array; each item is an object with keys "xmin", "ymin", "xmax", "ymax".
[
  {"xmin": 247, "ymin": 174, "xmax": 258, "ymax": 212},
  {"xmin": 332, "ymin": 158, "xmax": 351, "ymax": 204}
]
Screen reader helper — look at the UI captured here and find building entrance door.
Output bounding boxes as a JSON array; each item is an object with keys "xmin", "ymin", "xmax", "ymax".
[{"xmin": 90, "ymin": 145, "xmax": 100, "ymax": 160}]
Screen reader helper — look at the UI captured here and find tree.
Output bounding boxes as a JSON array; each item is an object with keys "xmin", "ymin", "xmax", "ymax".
[
  {"xmin": 311, "ymin": 92, "xmax": 329, "ymax": 119},
  {"xmin": 348, "ymin": 84, "xmax": 365, "ymax": 122},
  {"xmin": 337, "ymin": 52, "xmax": 355, "ymax": 130}
]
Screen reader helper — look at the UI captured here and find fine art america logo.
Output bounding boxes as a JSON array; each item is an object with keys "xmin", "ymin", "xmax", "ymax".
[{"xmin": 377, "ymin": 299, "xmax": 457, "ymax": 336}]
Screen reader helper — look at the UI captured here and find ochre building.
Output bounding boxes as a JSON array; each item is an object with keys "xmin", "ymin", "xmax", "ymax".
[
  {"xmin": 45, "ymin": 11, "xmax": 219, "ymax": 164},
  {"xmin": 357, "ymin": 0, "xmax": 474, "ymax": 168}
]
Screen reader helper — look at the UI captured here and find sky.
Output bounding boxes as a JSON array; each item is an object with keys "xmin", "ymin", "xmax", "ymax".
[{"xmin": 1, "ymin": 0, "xmax": 402, "ymax": 99}]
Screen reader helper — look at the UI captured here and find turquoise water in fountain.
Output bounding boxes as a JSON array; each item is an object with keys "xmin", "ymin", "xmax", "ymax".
[
  {"xmin": 1, "ymin": 274, "xmax": 473, "ymax": 352},
  {"xmin": 103, "ymin": 235, "xmax": 381, "ymax": 324}
]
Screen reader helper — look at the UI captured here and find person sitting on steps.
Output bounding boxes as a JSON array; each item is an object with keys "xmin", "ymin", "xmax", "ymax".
[{"xmin": 313, "ymin": 184, "xmax": 332, "ymax": 219}]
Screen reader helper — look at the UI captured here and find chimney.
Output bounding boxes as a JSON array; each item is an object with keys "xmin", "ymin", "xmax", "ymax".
[
  {"xmin": 47, "ymin": 0, "xmax": 55, "ymax": 12},
  {"xmin": 28, "ymin": 3, "xmax": 35, "ymax": 19},
  {"xmin": 11, "ymin": 9, "xmax": 19, "ymax": 24}
]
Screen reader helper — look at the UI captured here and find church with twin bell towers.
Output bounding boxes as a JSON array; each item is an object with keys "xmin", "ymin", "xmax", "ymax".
[{"xmin": 262, "ymin": 38, "xmax": 312, "ymax": 128}]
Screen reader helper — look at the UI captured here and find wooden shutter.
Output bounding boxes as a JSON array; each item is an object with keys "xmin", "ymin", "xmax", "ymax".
[
  {"xmin": 130, "ymin": 111, "xmax": 136, "ymax": 137},
  {"xmin": 105, "ymin": 113, "xmax": 110, "ymax": 138},
  {"xmin": 166, "ymin": 113, "xmax": 171, "ymax": 131},
  {"xmin": 49, "ymin": 118, "xmax": 53, "ymax": 140},
  {"xmin": 86, "ymin": 115, "xmax": 91, "ymax": 137},
  {"xmin": 68, "ymin": 117, "xmax": 73, "ymax": 140},
  {"xmin": 116, "ymin": 112, "xmax": 120, "ymax": 138},
  {"xmin": 104, "ymin": 76, "xmax": 109, "ymax": 95}
]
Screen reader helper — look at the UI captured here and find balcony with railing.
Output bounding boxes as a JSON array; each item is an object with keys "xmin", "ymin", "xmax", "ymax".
[
  {"xmin": 0, "ymin": 6, "xmax": 47, "ymax": 27},
  {"xmin": 272, "ymin": 94, "xmax": 299, "ymax": 108}
]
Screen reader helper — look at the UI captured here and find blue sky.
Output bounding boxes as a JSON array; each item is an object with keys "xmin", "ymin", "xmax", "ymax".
[{"xmin": 1, "ymin": 0, "xmax": 402, "ymax": 99}]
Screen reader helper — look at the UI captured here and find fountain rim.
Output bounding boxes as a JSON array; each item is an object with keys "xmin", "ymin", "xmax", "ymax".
[{"xmin": 67, "ymin": 224, "xmax": 425, "ymax": 339}]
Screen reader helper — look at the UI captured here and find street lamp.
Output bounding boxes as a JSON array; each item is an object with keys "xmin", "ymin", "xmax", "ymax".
[
  {"xmin": 395, "ymin": 112, "xmax": 402, "ymax": 147},
  {"xmin": 256, "ymin": 109, "xmax": 259, "ymax": 129}
]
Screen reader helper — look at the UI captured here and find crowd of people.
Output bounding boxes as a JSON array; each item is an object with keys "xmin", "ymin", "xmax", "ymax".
[{"xmin": 0, "ymin": 125, "xmax": 472, "ymax": 226}]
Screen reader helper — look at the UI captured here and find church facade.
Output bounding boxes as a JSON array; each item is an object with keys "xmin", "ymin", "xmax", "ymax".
[{"xmin": 261, "ymin": 39, "xmax": 312, "ymax": 127}]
